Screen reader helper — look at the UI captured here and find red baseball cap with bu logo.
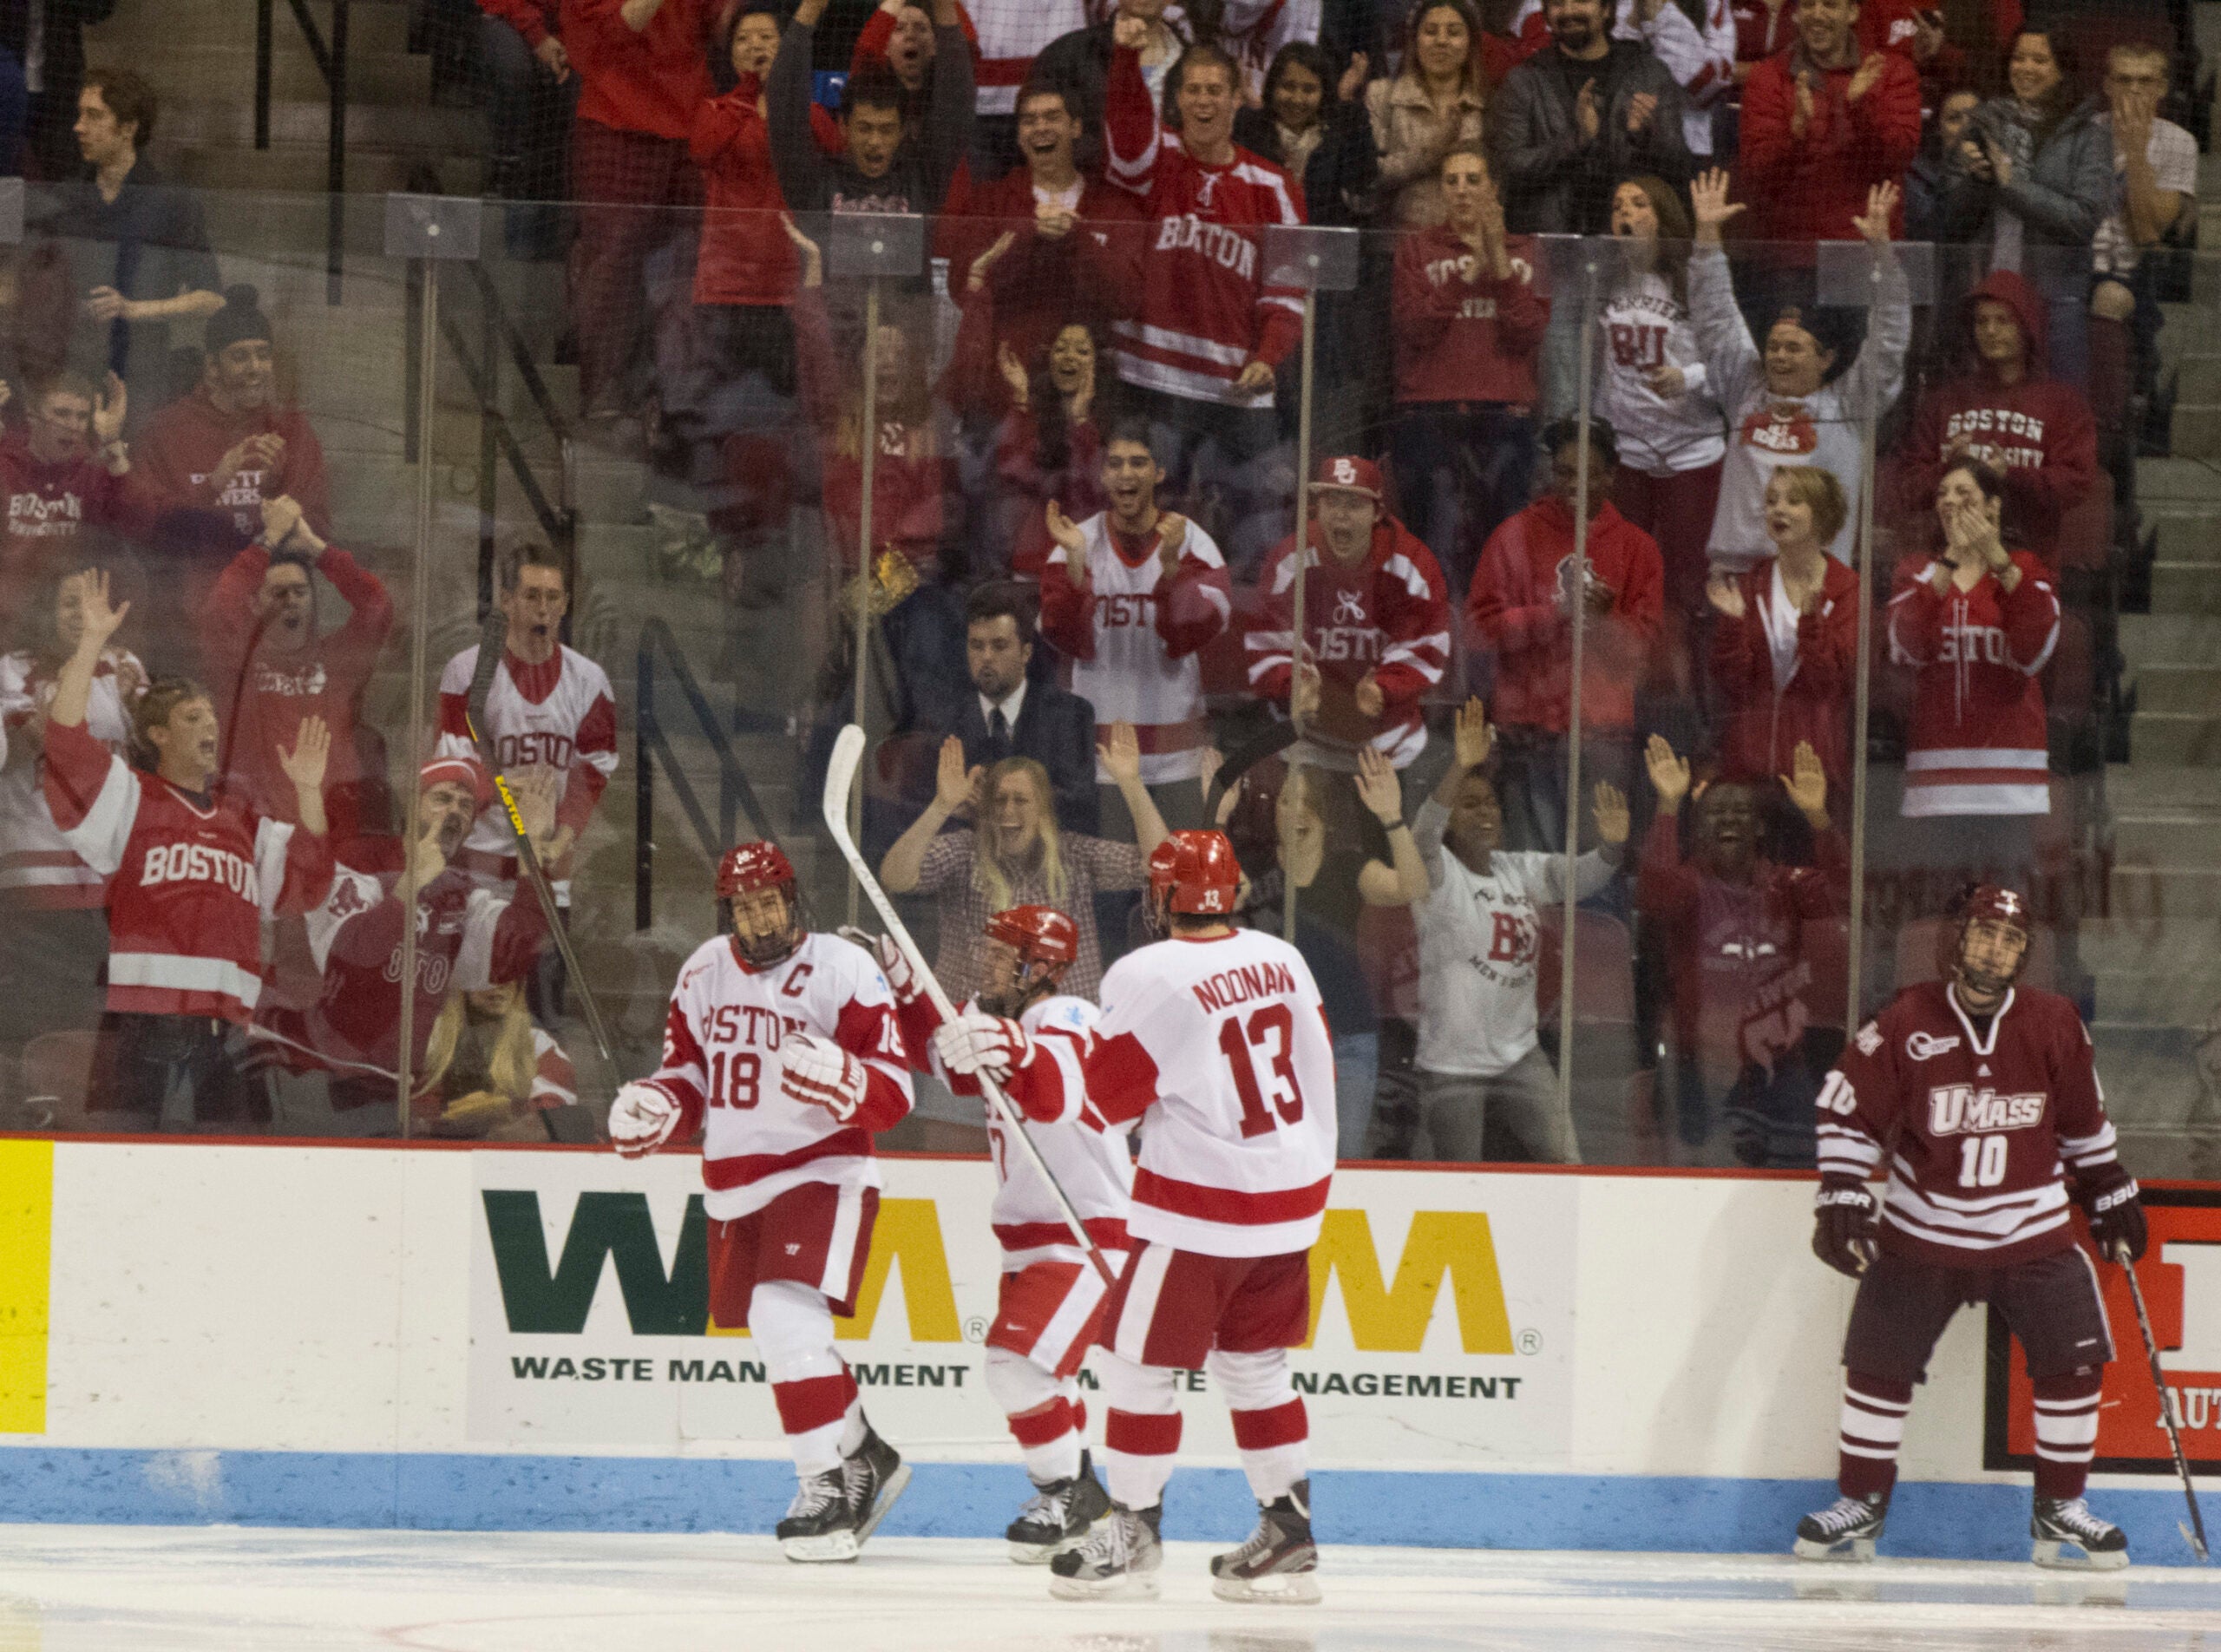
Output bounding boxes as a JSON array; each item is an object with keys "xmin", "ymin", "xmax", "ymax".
[{"xmin": 1310, "ymin": 456, "xmax": 1383, "ymax": 499}]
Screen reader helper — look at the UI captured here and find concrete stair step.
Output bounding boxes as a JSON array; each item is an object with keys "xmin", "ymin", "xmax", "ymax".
[
  {"xmin": 2109, "ymin": 809, "xmax": 2221, "ymax": 862},
  {"xmin": 2176, "ymin": 356, "xmax": 2221, "ymax": 405},
  {"xmin": 2119, "ymin": 611, "xmax": 2221, "ymax": 666},
  {"xmin": 2106, "ymin": 861, "xmax": 2221, "ymax": 921},
  {"xmin": 2149, "ymin": 559, "xmax": 2221, "ymax": 614},
  {"xmin": 160, "ymin": 99, "xmax": 478, "ymax": 154},
  {"xmin": 2171, "ymin": 403, "xmax": 2221, "ymax": 461},
  {"xmin": 2136, "ymin": 459, "xmax": 2221, "ymax": 502},
  {"xmin": 99, "ymin": 0, "xmax": 412, "ymax": 51},
  {"xmin": 160, "ymin": 45, "xmax": 430, "ymax": 108},
  {"xmin": 2150, "ymin": 508, "xmax": 2221, "ymax": 563},
  {"xmin": 2127, "ymin": 663, "xmax": 2221, "ymax": 715},
  {"xmin": 2103, "ymin": 762, "xmax": 2221, "ymax": 813},
  {"xmin": 174, "ymin": 146, "xmax": 479, "ymax": 198},
  {"xmin": 2130, "ymin": 711, "xmax": 2221, "ymax": 765}
]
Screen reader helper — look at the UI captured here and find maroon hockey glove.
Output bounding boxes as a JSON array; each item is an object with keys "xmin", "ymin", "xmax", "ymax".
[
  {"xmin": 1812, "ymin": 1174, "xmax": 1879, "ymax": 1277},
  {"xmin": 2080, "ymin": 1170, "xmax": 2146, "ymax": 1263}
]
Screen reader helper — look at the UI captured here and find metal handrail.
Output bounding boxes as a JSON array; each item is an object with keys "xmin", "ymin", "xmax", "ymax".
[
  {"xmin": 635, "ymin": 618, "xmax": 775, "ymax": 931},
  {"xmin": 253, "ymin": 0, "xmax": 349, "ymax": 302}
]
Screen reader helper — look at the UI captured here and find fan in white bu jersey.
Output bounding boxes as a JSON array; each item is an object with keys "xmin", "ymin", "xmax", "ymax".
[
  {"xmin": 866, "ymin": 903, "xmax": 1132, "ymax": 1564},
  {"xmin": 936, "ymin": 829, "xmax": 1336, "ymax": 1604},
  {"xmin": 607, "ymin": 841, "xmax": 915, "ymax": 1564}
]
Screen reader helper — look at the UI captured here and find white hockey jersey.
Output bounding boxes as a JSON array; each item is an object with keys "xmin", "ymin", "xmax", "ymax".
[
  {"xmin": 642, "ymin": 931, "xmax": 914, "ymax": 1221},
  {"xmin": 1039, "ymin": 514, "xmax": 1232, "ymax": 786},
  {"xmin": 436, "ymin": 643, "xmax": 619, "ymax": 900},
  {"xmin": 908, "ymin": 990, "xmax": 1136, "ymax": 1261},
  {"xmin": 1081, "ymin": 928, "xmax": 1336, "ymax": 1257}
]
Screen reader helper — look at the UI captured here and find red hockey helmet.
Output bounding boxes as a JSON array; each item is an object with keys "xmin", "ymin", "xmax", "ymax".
[
  {"xmin": 717, "ymin": 840, "xmax": 796, "ymax": 899},
  {"xmin": 1941, "ymin": 882, "xmax": 2031, "ymax": 996},
  {"xmin": 717, "ymin": 840, "xmax": 802, "ymax": 967},
  {"xmin": 983, "ymin": 904, "xmax": 1079, "ymax": 968},
  {"xmin": 1148, "ymin": 829, "xmax": 1242, "ymax": 917}
]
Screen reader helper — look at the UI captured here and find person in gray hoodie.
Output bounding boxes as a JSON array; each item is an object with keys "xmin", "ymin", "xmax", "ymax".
[{"xmin": 1929, "ymin": 25, "xmax": 2111, "ymax": 387}]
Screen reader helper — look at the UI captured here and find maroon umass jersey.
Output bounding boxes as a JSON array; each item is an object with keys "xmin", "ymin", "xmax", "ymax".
[{"xmin": 1815, "ymin": 980, "xmax": 2121, "ymax": 1268}]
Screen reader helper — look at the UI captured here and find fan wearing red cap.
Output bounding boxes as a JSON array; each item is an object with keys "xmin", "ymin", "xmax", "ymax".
[
  {"xmin": 1245, "ymin": 456, "xmax": 1451, "ymax": 772},
  {"xmin": 609, "ymin": 838, "xmax": 917, "ymax": 1563},
  {"xmin": 859, "ymin": 901, "xmax": 1136, "ymax": 1563},
  {"xmin": 938, "ymin": 825, "xmax": 1337, "ymax": 1603},
  {"xmin": 1792, "ymin": 878, "xmax": 2145, "ymax": 1569}
]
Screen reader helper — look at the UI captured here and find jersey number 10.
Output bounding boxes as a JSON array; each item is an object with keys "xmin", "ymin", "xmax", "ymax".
[
  {"xmin": 1957, "ymin": 1132, "xmax": 2008, "ymax": 1189},
  {"xmin": 1217, "ymin": 1005, "xmax": 1307, "ymax": 1139}
]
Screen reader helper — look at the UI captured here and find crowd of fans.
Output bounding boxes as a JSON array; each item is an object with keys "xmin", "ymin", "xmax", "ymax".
[{"xmin": 0, "ymin": 0, "xmax": 2208, "ymax": 1169}]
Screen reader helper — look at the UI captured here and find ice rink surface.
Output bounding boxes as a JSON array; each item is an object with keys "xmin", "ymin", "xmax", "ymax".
[{"xmin": 2, "ymin": 1530, "xmax": 2219, "ymax": 1651}]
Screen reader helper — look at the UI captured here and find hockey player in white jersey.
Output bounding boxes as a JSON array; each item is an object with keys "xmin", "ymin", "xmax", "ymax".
[
  {"xmin": 607, "ymin": 841, "xmax": 914, "ymax": 1563},
  {"xmin": 868, "ymin": 903, "xmax": 1133, "ymax": 1561},
  {"xmin": 938, "ymin": 829, "xmax": 1336, "ymax": 1603}
]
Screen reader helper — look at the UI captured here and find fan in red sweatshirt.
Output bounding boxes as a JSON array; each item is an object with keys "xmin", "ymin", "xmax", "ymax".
[
  {"xmin": 134, "ymin": 285, "xmax": 332, "ymax": 546},
  {"xmin": 0, "ymin": 376, "xmax": 146, "ymax": 631},
  {"xmin": 200, "ymin": 509, "xmax": 394, "ymax": 856},
  {"xmin": 1707, "ymin": 550, "xmax": 1860, "ymax": 794},
  {"xmin": 1468, "ymin": 439, "xmax": 1664, "ymax": 738},
  {"xmin": 934, "ymin": 80, "xmax": 1131, "ymax": 419},
  {"xmin": 1894, "ymin": 269, "xmax": 2098, "ymax": 569},
  {"xmin": 690, "ymin": 65, "xmax": 797, "ymax": 310},
  {"xmin": 564, "ymin": 0, "xmax": 715, "ymax": 416},
  {"xmin": 1737, "ymin": 10, "xmax": 1920, "ymax": 252},
  {"xmin": 1246, "ymin": 456, "xmax": 1452, "ymax": 771},
  {"xmin": 1390, "ymin": 220, "xmax": 1550, "ymax": 409}
]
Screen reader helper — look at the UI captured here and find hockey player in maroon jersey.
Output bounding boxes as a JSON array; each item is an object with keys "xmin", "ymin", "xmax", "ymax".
[
  {"xmin": 938, "ymin": 829, "xmax": 1335, "ymax": 1603},
  {"xmin": 606, "ymin": 841, "xmax": 914, "ymax": 1562},
  {"xmin": 869, "ymin": 903, "xmax": 1132, "ymax": 1561},
  {"xmin": 1797, "ymin": 883, "xmax": 2146, "ymax": 1569}
]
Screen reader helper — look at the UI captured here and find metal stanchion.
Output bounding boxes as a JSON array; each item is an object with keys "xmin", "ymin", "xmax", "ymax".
[
  {"xmin": 826, "ymin": 213, "xmax": 925, "ymax": 924},
  {"xmin": 1553, "ymin": 242, "xmax": 1601, "ymax": 1126},
  {"xmin": 1262, "ymin": 226, "xmax": 1360, "ymax": 942},
  {"xmin": 1818, "ymin": 236, "xmax": 1926, "ymax": 1026},
  {"xmin": 385, "ymin": 195, "xmax": 484, "ymax": 1137}
]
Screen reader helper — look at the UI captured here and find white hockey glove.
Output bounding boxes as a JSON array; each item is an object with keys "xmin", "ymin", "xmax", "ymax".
[
  {"xmin": 781, "ymin": 1032, "xmax": 868, "ymax": 1120},
  {"xmin": 933, "ymin": 1011, "xmax": 1031, "ymax": 1084},
  {"xmin": 609, "ymin": 1081, "xmax": 682, "ymax": 1157},
  {"xmin": 837, "ymin": 926, "xmax": 918, "ymax": 1002}
]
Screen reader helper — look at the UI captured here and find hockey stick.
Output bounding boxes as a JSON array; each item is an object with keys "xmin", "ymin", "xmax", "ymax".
[
  {"xmin": 462, "ymin": 606, "xmax": 615, "ymax": 1065},
  {"xmin": 2113, "ymin": 1240, "xmax": 2211, "ymax": 1562},
  {"xmin": 822, "ymin": 722, "xmax": 1114, "ymax": 1287}
]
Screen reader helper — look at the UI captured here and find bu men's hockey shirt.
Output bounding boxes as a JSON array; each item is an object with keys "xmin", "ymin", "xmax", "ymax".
[
  {"xmin": 642, "ymin": 931, "xmax": 914, "ymax": 1221},
  {"xmin": 41, "ymin": 718, "xmax": 333, "ymax": 1021},
  {"xmin": 1081, "ymin": 928, "xmax": 1337, "ymax": 1258}
]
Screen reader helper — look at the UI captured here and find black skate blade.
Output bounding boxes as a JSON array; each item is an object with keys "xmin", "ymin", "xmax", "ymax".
[
  {"xmin": 780, "ymin": 1530, "xmax": 860, "ymax": 1564},
  {"xmin": 1792, "ymin": 1535, "xmax": 1877, "ymax": 1563},
  {"xmin": 852, "ymin": 1459, "xmax": 911, "ymax": 1549},
  {"xmin": 2032, "ymin": 1537, "xmax": 2130, "ymax": 1571}
]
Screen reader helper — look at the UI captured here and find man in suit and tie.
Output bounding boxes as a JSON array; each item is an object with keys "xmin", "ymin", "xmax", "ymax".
[{"xmin": 952, "ymin": 582, "xmax": 1099, "ymax": 836}]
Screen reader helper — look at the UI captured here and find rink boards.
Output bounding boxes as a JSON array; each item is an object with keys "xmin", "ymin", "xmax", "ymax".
[{"xmin": 0, "ymin": 1139, "xmax": 2214, "ymax": 1561}]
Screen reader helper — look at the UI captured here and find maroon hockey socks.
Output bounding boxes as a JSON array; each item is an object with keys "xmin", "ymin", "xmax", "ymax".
[
  {"xmin": 1836, "ymin": 1373, "xmax": 1914, "ymax": 1500},
  {"xmin": 2030, "ymin": 1369, "xmax": 2103, "ymax": 1501}
]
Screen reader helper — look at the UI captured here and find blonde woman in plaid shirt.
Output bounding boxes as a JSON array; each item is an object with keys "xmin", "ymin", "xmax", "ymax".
[{"xmin": 881, "ymin": 721, "xmax": 1169, "ymax": 1004}]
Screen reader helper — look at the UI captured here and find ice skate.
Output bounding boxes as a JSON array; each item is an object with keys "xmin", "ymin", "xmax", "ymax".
[
  {"xmin": 1792, "ymin": 1492, "xmax": 1887, "ymax": 1562},
  {"xmin": 776, "ymin": 1468, "xmax": 857, "ymax": 1563},
  {"xmin": 842, "ymin": 1424, "xmax": 911, "ymax": 1549},
  {"xmin": 1006, "ymin": 1451, "xmax": 1112, "ymax": 1563},
  {"xmin": 2031, "ymin": 1496, "xmax": 2129, "ymax": 1570},
  {"xmin": 1048, "ymin": 1501, "xmax": 1163, "ymax": 1599},
  {"xmin": 1210, "ymin": 1480, "xmax": 1321, "ymax": 1603}
]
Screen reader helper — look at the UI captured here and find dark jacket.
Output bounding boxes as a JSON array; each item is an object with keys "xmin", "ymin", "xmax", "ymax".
[
  {"xmin": 1490, "ymin": 40, "xmax": 1694, "ymax": 235},
  {"xmin": 946, "ymin": 680, "xmax": 1099, "ymax": 836},
  {"xmin": 1232, "ymin": 99, "xmax": 1379, "ymax": 229},
  {"xmin": 767, "ymin": 17, "xmax": 973, "ymax": 216},
  {"xmin": 1930, "ymin": 93, "xmax": 2111, "ymax": 260}
]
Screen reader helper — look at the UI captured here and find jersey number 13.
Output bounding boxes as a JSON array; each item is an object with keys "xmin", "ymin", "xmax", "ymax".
[{"xmin": 1217, "ymin": 1005, "xmax": 1307, "ymax": 1138}]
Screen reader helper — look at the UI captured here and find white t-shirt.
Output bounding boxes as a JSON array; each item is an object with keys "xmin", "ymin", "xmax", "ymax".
[
  {"xmin": 2091, "ymin": 113, "xmax": 2198, "ymax": 278},
  {"xmin": 1412, "ymin": 799, "xmax": 1615, "ymax": 1077}
]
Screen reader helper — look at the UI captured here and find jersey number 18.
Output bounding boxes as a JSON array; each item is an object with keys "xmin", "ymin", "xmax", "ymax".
[{"xmin": 1217, "ymin": 1006, "xmax": 1307, "ymax": 1139}]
